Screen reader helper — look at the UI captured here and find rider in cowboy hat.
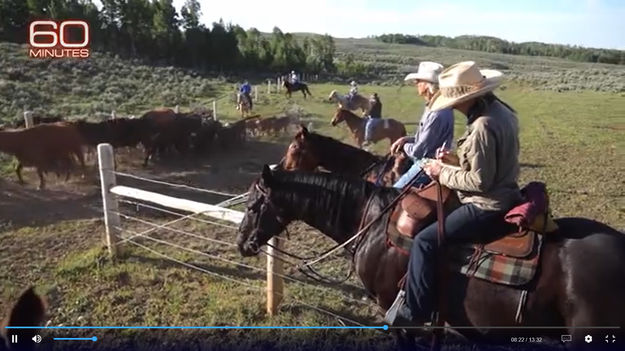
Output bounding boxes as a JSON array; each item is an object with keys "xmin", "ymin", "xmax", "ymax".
[
  {"xmin": 347, "ymin": 80, "xmax": 358, "ymax": 108},
  {"xmin": 385, "ymin": 61, "xmax": 523, "ymax": 326},
  {"xmin": 290, "ymin": 70, "xmax": 299, "ymax": 85},
  {"xmin": 390, "ymin": 61, "xmax": 454, "ymax": 188},
  {"xmin": 239, "ymin": 80, "xmax": 253, "ymax": 110},
  {"xmin": 363, "ymin": 93, "xmax": 383, "ymax": 148}
]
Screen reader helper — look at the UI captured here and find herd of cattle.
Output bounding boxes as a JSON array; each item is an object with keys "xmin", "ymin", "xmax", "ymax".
[{"xmin": 0, "ymin": 109, "xmax": 296, "ymax": 189}]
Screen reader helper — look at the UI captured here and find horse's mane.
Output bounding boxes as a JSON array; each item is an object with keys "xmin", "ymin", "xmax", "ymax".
[
  {"xmin": 267, "ymin": 170, "xmax": 399, "ymax": 238},
  {"xmin": 270, "ymin": 170, "xmax": 372, "ymax": 222},
  {"xmin": 304, "ymin": 131, "xmax": 380, "ymax": 172},
  {"xmin": 338, "ymin": 109, "xmax": 362, "ymax": 120}
]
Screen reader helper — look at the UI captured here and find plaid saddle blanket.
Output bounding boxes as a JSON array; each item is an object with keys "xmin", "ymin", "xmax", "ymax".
[
  {"xmin": 387, "ymin": 227, "xmax": 543, "ymax": 287},
  {"xmin": 449, "ymin": 233, "xmax": 543, "ymax": 286}
]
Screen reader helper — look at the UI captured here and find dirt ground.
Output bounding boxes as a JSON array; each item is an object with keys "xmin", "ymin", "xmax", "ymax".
[{"xmin": 0, "ymin": 140, "xmax": 288, "ymax": 230}]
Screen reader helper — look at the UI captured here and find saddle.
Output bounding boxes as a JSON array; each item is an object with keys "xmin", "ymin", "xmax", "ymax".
[{"xmin": 388, "ymin": 182, "xmax": 543, "ymax": 258}]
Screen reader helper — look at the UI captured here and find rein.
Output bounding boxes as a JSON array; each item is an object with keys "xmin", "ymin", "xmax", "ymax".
[
  {"xmin": 299, "ymin": 169, "xmax": 426, "ymax": 269},
  {"xmin": 257, "ymin": 169, "xmax": 425, "ymax": 285},
  {"xmin": 431, "ymin": 181, "xmax": 448, "ymax": 351},
  {"xmin": 358, "ymin": 153, "xmax": 391, "ymax": 178}
]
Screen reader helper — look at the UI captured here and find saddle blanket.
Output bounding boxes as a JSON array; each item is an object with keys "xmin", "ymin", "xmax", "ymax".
[
  {"xmin": 387, "ymin": 227, "xmax": 543, "ymax": 287},
  {"xmin": 450, "ymin": 233, "xmax": 542, "ymax": 286}
]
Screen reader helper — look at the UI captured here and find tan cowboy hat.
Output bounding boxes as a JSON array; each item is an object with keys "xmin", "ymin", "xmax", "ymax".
[
  {"xmin": 404, "ymin": 61, "xmax": 444, "ymax": 83},
  {"xmin": 430, "ymin": 61, "xmax": 503, "ymax": 111}
]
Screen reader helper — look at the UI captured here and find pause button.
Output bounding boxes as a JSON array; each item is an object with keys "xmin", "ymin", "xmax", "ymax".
[{"xmin": 11, "ymin": 335, "xmax": 17, "ymax": 343}]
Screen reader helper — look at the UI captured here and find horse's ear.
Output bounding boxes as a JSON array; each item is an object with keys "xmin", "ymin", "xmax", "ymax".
[
  {"xmin": 261, "ymin": 164, "xmax": 273, "ymax": 183},
  {"xmin": 299, "ymin": 124, "xmax": 309, "ymax": 135}
]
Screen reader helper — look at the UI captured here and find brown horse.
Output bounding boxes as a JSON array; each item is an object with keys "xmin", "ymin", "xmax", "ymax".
[
  {"xmin": 282, "ymin": 80, "xmax": 312, "ymax": 99},
  {"xmin": 1, "ymin": 287, "xmax": 47, "ymax": 351},
  {"xmin": 279, "ymin": 125, "xmax": 412, "ymax": 186},
  {"xmin": 328, "ymin": 90, "xmax": 371, "ymax": 115},
  {"xmin": 238, "ymin": 167, "xmax": 625, "ymax": 349},
  {"xmin": 331, "ymin": 109, "xmax": 406, "ymax": 148},
  {"xmin": 237, "ymin": 93, "xmax": 252, "ymax": 117}
]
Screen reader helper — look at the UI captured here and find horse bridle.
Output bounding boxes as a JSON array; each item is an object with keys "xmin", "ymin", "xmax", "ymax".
[
  {"xmin": 243, "ymin": 181, "xmax": 356, "ymax": 284},
  {"xmin": 244, "ymin": 182, "xmax": 290, "ymax": 254}
]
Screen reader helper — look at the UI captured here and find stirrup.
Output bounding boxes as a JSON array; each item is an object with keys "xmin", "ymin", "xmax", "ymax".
[{"xmin": 384, "ymin": 290, "xmax": 414, "ymax": 326}]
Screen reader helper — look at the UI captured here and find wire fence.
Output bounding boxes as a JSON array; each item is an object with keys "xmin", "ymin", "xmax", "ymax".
[
  {"xmin": 97, "ymin": 146, "xmax": 382, "ymax": 328},
  {"xmin": 114, "ymin": 200, "xmax": 374, "ymax": 309}
]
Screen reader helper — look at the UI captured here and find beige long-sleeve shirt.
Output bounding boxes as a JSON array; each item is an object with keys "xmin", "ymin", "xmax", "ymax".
[{"xmin": 439, "ymin": 100, "xmax": 522, "ymax": 211}]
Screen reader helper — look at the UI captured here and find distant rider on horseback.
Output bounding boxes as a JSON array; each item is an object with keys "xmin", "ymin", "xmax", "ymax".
[
  {"xmin": 385, "ymin": 61, "xmax": 523, "ymax": 328},
  {"xmin": 347, "ymin": 80, "xmax": 358, "ymax": 108},
  {"xmin": 290, "ymin": 70, "xmax": 299, "ymax": 86},
  {"xmin": 363, "ymin": 93, "xmax": 382, "ymax": 148},
  {"xmin": 390, "ymin": 61, "xmax": 453, "ymax": 189},
  {"xmin": 240, "ymin": 81, "xmax": 253, "ymax": 110}
]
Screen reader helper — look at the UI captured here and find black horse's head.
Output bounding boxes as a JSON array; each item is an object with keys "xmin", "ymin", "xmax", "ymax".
[{"xmin": 237, "ymin": 165, "xmax": 290, "ymax": 257}]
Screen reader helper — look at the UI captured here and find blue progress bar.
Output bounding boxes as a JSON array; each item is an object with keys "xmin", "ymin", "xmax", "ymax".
[
  {"xmin": 54, "ymin": 336, "xmax": 98, "ymax": 341},
  {"xmin": 9, "ymin": 326, "xmax": 388, "ymax": 330}
]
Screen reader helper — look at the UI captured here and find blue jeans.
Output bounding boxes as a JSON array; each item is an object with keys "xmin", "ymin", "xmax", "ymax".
[
  {"xmin": 365, "ymin": 118, "xmax": 381, "ymax": 142},
  {"xmin": 393, "ymin": 159, "xmax": 431, "ymax": 188},
  {"xmin": 404, "ymin": 203, "xmax": 516, "ymax": 321}
]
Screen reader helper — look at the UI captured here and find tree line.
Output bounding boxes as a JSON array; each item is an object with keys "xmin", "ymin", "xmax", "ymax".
[
  {"xmin": 0, "ymin": 0, "xmax": 337, "ymax": 74},
  {"xmin": 377, "ymin": 33, "xmax": 625, "ymax": 65}
]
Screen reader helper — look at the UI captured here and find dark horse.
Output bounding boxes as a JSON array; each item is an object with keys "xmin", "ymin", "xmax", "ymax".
[
  {"xmin": 1, "ymin": 287, "xmax": 47, "ymax": 351},
  {"xmin": 238, "ymin": 166, "xmax": 625, "ymax": 349},
  {"xmin": 282, "ymin": 80, "xmax": 312, "ymax": 99},
  {"xmin": 278, "ymin": 125, "xmax": 413, "ymax": 187}
]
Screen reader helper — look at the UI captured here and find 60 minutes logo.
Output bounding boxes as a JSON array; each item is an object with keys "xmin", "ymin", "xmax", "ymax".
[{"xmin": 28, "ymin": 20, "xmax": 90, "ymax": 58}]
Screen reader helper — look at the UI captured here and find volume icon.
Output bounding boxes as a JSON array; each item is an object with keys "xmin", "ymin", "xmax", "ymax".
[{"xmin": 32, "ymin": 335, "xmax": 42, "ymax": 343}]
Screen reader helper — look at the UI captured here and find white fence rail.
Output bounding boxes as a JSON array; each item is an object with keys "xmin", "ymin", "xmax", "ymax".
[{"xmin": 97, "ymin": 143, "xmax": 283, "ymax": 315}]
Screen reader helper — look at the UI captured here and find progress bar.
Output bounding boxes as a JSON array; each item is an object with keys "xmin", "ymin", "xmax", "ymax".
[{"xmin": 54, "ymin": 337, "xmax": 98, "ymax": 341}]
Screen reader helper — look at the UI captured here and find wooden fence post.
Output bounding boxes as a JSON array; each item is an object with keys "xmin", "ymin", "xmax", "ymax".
[
  {"xmin": 98, "ymin": 143, "xmax": 121, "ymax": 258},
  {"xmin": 267, "ymin": 80, "xmax": 271, "ymax": 95},
  {"xmin": 266, "ymin": 236, "xmax": 284, "ymax": 316},
  {"xmin": 174, "ymin": 105, "xmax": 180, "ymax": 113},
  {"xmin": 111, "ymin": 110, "xmax": 116, "ymax": 119},
  {"xmin": 23, "ymin": 111, "xmax": 34, "ymax": 128},
  {"xmin": 254, "ymin": 86, "xmax": 258, "ymax": 102},
  {"xmin": 277, "ymin": 77, "xmax": 281, "ymax": 92},
  {"xmin": 212, "ymin": 100, "xmax": 217, "ymax": 121}
]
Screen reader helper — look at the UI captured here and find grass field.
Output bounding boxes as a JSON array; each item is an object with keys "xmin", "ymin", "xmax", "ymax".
[{"xmin": 0, "ymin": 40, "xmax": 624, "ymax": 350}]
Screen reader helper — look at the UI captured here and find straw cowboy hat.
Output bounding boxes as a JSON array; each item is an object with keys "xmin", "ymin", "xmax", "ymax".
[
  {"xmin": 404, "ymin": 61, "xmax": 444, "ymax": 83},
  {"xmin": 431, "ymin": 61, "xmax": 503, "ymax": 111}
]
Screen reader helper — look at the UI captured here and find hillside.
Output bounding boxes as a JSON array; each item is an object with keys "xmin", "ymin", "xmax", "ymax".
[
  {"xmin": 331, "ymin": 37, "xmax": 625, "ymax": 92},
  {"xmin": 2, "ymin": 38, "xmax": 625, "ymax": 125}
]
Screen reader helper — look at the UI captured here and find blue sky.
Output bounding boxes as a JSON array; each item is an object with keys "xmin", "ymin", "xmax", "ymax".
[
  {"xmin": 94, "ymin": 0, "xmax": 625, "ymax": 49},
  {"xmin": 189, "ymin": 0, "xmax": 625, "ymax": 49}
]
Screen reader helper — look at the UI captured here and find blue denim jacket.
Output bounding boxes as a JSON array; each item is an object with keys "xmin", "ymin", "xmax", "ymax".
[{"xmin": 403, "ymin": 104, "xmax": 454, "ymax": 159}]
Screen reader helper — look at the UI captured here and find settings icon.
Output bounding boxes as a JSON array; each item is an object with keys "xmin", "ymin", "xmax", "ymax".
[{"xmin": 585, "ymin": 335, "xmax": 593, "ymax": 343}]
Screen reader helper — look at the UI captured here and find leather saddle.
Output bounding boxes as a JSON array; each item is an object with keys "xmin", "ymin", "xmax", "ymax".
[{"xmin": 389, "ymin": 182, "xmax": 535, "ymax": 258}]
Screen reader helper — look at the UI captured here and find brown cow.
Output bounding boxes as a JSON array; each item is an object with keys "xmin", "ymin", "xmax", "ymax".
[
  {"xmin": 270, "ymin": 116, "xmax": 292, "ymax": 134},
  {"xmin": 140, "ymin": 109, "xmax": 206, "ymax": 166},
  {"xmin": 0, "ymin": 287, "xmax": 47, "ymax": 351},
  {"xmin": 255, "ymin": 117, "xmax": 278, "ymax": 136},
  {"xmin": 0, "ymin": 123, "xmax": 86, "ymax": 189}
]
